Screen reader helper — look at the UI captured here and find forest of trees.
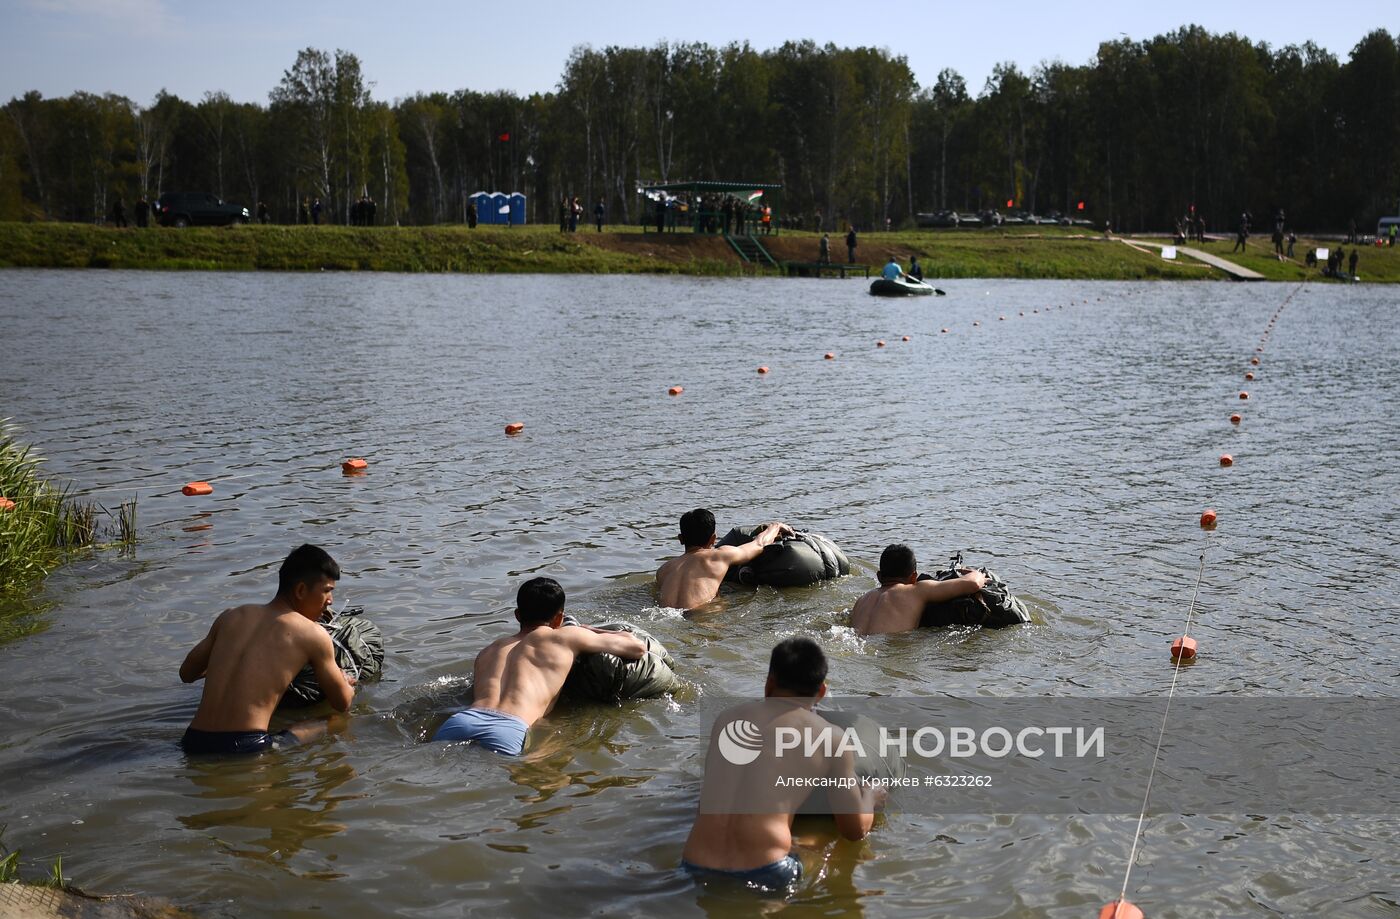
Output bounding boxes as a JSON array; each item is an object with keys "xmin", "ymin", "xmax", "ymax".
[{"xmin": 1, "ymin": 26, "xmax": 1396, "ymax": 232}]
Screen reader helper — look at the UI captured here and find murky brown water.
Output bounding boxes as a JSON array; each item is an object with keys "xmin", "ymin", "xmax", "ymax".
[{"xmin": 1, "ymin": 270, "xmax": 1397, "ymax": 917}]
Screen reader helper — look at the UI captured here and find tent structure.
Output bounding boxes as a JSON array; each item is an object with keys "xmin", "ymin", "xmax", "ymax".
[{"xmin": 637, "ymin": 180, "xmax": 783, "ymax": 235}]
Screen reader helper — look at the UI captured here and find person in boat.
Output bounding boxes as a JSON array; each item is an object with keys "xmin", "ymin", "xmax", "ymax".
[
  {"xmin": 908, "ymin": 256, "xmax": 924, "ymax": 281},
  {"xmin": 433, "ymin": 577, "xmax": 645, "ymax": 754},
  {"xmin": 681, "ymin": 637, "xmax": 884, "ymax": 895},
  {"xmin": 850, "ymin": 544, "xmax": 987, "ymax": 636},
  {"xmin": 881, "ymin": 256, "xmax": 905, "ymax": 281},
  {"xmin": 656, "ymin": 509, "xmax": 793, "ymax": 610},
  {"xmin": 179, "ymin": 544, "xmax": 356, "ymax": 755}
]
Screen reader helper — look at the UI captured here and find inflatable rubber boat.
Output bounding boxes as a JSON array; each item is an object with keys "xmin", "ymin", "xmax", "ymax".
[
  {"xmin": 716, "ymin": 526, "xmax": 851, "ymax": 587},
  {"xmin": 869, "ymin": 277, "xmax": 941, "ymax": 296}
]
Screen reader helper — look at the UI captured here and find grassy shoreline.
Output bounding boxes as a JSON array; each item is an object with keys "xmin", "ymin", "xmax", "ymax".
[{"xmin": 1, "ymin": 221, "xmax": 1396, "ymax": 281}]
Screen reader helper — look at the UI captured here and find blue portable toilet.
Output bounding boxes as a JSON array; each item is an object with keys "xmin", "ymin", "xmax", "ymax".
[
  {"xmin": 470, "ymin": 191, "xmax": 492, "ymax": 223},
  {"xmin": 508, "ymin": 193, "xmax": 526, "ymax": 225},
  {"xmin": 490, "ymin": 193, "xmax": 509, "ymax": 224}
]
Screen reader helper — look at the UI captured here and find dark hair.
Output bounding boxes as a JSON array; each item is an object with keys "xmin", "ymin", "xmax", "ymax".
[
  {"xmin": 768, "ymin": 637, "xmax": 828, "ymax": 696},
  {"xmin": 878, "ymin": 544, "xmax": 916, "ymax": 584},
  {"xmin": 678, "ymin": 508, "xmax": 716, "ymax": 548},
  {"xmin": 516, "ymin": 577, "xmax": 566, "ymax": 625},
  {"xmin": 277, "ymin": 544, "xmax": 340, "ymax": 595}
]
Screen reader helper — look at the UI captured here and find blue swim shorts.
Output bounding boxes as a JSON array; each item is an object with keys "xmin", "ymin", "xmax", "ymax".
[
  {"xmin": 432, "ymin": 707, "xmax": 528, "ymax": 755},
  {"xmin": 181, "ymin": 727, "xmax": 299, "ymax": 756},
  {"xmin": 680, "ymin": 854, "xmax": 803, "ymax": 895}
]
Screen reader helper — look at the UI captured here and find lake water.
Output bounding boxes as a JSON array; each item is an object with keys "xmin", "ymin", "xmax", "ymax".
[{"xmin": 0, "ymin": 270, "xmax": 1397, "ymax": 918}]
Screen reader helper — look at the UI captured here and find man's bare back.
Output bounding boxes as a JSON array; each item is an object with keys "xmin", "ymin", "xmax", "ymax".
[
  {"xmin": 470, "ymin": 624, "xmax": 644, "ymax": 726},
  {"xmin": 851, "ymin": 570, "xmax": 986, "ymax": 636},
  {"xmin": 657, "ymin": 516, "xmax": 792, "ymax": 610}
]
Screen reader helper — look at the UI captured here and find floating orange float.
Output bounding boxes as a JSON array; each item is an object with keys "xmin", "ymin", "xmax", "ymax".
[
  {"xmin": 757, "ymin": 365, "xmax": 770, "ymax": 374},
  {"xmin": 1018, "ymin": 311, "xmax": 1025, "ymax": 316},
  {"xmin": 999, "ymin": 316, "xmax": 1006, "ymax": 321},
  {"xmin": 1220, "ymin": 453, "xmax": 1233, "ymax": 466},
  {"xmin": 1171, "ymin": 635, "xmax": 1198, "ymax": 661},
  {"xmin": 972, "ymin": 321, "xmax": 980, "ymax": 327},
  {"xmin": 1239, "ymin": 391, "xmax": 1249, "ymax": 400},
  {"xmin": 1251, "ymin": 357, "xmax": 1260, "ymax": 365},
  {"xmin": 341, "ymin": 458, "xmax": 368, "ymax": 474},
  {"xmin": 668, "ymin": 386, "xmax": 684, "ymax": 395},
  {"xmin": 902, "ymin": 335, "xmax": 910, "ymax": 341},
  {"xmin": 824, "ymin": 352, "xmax": 835, "ymax": 360},
  {"xmin": 877, "ymin": 340, "xmax": 886, "ymax": 347},
  {"xmin": 1245, "ymin": 372, "xmax": 1254, "ymax": 380},
  {"xmin": 1099, "ymin": 900, "xmax": 1145, "ymax": 919},
  {"xmin": 504, "ymin": 422, "xmax": 524, "ymax": 436},
  {"xmin": 1230, "ymin": 413, "xmax": 1242, "ymax": 424},
  {"xmin": 1200, "ymin": 508, "xmax": 1217, "ymax": 528},
  {"xmin": 182, "ymin": 481, "xmax": 213, "ymax": 497},
  {"xmin": 940, "ymin": 328, "xmax": 949, "ymax": 333},
  {"xmin": 0, "ymin": 496, "xmax": 14, "ymax": 512}
]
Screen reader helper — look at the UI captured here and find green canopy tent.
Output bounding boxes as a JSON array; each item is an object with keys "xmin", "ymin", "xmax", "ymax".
[{"xmin": 637, "ymin": 180, "xmax": 783, "ymax": 236}]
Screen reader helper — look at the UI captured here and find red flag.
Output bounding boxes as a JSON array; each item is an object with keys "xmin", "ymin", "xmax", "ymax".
[
  {"xmin": 498, "ymin": 132, "xmax": 510, "ymax": 142},
  {"xmin": 1077, "ymin": 200, "xmax": 1085, "ymax": 211},
  {"xmin": 1005, "ymin": 198, "xmax": 1014, "ymax": 208}
]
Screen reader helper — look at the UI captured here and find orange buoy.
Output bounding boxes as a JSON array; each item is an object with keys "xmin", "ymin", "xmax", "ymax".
[
  {"xmin": 1171, "ymin": 635, "xmax": 1198, "ymax": 661},
  {"xmin": 1256, "ymin": 346, "xmax": 1263, "ymax": 352},
  {"xmin": 1200, "ymin": 508, "xmax": 1217, "ymax": 528},
  {"xmin": 877, "ymin": 340, "xmax": 886, "ymax": 347},
  {"xmin": 1099, "ymin": 900, "xmax": 1145, "ymax": 919},
  {"xmin": 1230, "ymin": 413, "xmax": 1242, "ymax": 424},
  {"xmin": 341, "ymin": 458, "xmax": 368, "ymax": 474},
  {"xmin": 182, "ymin": 481, "xmax": 213, "ymax": 497},
  {"xmin": 757, "ymin": 365, "xmax": 770, "ymax": 374},
  {"xmin": 972, "ymin": 321, "xmax": 980, "ymax": 327},
  {"xmin": 668, "ymin": 386, "xmax": 684, "ymax": 395},
  {"xmin": 940, "ymin": 328, "xmax": 949, "ymax": 333},
  {"xmin": 1220, "ymin": 453, "xmax": 1233, "ymax": 466},
  {"xmin": 1251, "ymin": 357, "xmax": 1260, "ymax": 365},
  {"xmin": 0, "ymin": 496, "xmax": 15, "ymax": 512},
  {"xmin": 1239, "ymin": 391, "xmax": 1249, "ymax": 400},
  {"xmin": 999, "ymin": 316, "xmax": 1006, "ymax": 321},
  {"xmin": 824, "ymin": 352, "xmax": 835, "ymax": 360},
  {"xmin": 1245, "ymin": 372, "xmax": 1254, "ymax": 380},
  {"xmin": 504, "ymin": 422, "xmax": 524, "ymax": 436},
  {"xmin": 902, "ymin": 335, "xmax": 910, "ymax": 341}
]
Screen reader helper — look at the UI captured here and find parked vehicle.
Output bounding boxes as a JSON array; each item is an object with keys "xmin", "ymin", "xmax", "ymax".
[{"xmin": 154, "ymin": 192, "xmax": 250, "ymax": 227}]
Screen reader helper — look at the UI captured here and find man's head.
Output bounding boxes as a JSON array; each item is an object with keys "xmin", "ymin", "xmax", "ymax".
[
  {"xmin": 277, "ymin": 544, "xmax": 340, "ymax": 618},
  {"xmin": 516, "ymin": 576, "xmax": 566, "ymax": 627},
  {"xmin": 765, "ymin": 637, "xmax": 828, "ymax": 699},
  {"xmin": 678, "ymin": 508, "xmax": 716, "ymax": 549},
  {"xmin": 877, "ymin": 544, "xmax": 917, "ymax": 586}
]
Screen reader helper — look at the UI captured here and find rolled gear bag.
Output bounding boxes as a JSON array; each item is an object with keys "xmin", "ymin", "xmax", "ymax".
[
  {"xmin": 799, "ymin": 708, "xmax": 905, "ymax": 816},
  {"xmin": 281, "ymin": 607, "xmax": 386, "ymax": 707},
  {"xmin": 715, "ymin": 525, "xmax": 851, "ymax": 587},
  {"xmin": 562, "ymin": 621, "xmax": 682, "ymax": 703},
  {"xmin": 918, "ymin": 559, "xmax": 1031, "ymax": 629}
]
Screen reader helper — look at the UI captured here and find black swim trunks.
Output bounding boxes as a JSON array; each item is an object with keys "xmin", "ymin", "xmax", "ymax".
[{"xmin": 181, "ymin": 727, "xmax": 299, "ymax": 756}]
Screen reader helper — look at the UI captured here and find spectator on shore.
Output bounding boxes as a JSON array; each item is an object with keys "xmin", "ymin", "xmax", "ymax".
[
  {"xmin": 1272, "ymin": 227, "xmax": 1285, "ymax": 260},
  {"xmin": 1232, "ymin": 217, "xmax": 1248, "ymax": 253},
  {"xmin": 1348, "ymin": 248, "xmax": 1358, "ymax": 279},
  {"xmin": 134, "ymin": 195, "xmax": 149, "ymax": 228},
  {"xmin": 1390, "ymin": 224, "xmax": 1397, "ymax": 247},
  {"xmin": 299, "ymin": 197, "xmax": 309, "ymax": 225},
  {"xmin": 1286, "ymin": 231, "xmax": 1296, "ymax": 258},
  {"xmin": 467, "ymin": 200, "xmax": 477, "ymax": 229},
  {"xmin": 312, "ymin": 198, "xmax": 322, "ymax": 225},
  {"xmin": 594, "ymin": 198, "xmax": 605, "ymax": 232},
  {"xmin": 559, "ymin": 196, "xmax": 568, "ymax": 232},
  {"xmin": 111, "ymin": 196, "xmax": 127, "ymax": 228},
  {"xmin": 1305, "ymin": 248, "xmax": 1317, "ymax": 268},
  {"xmin": 257, "ymin": 201, "xmax": 269, "ymax": 225},
  {"xmin": 819, "ymin": 233, "xmax": 830, "ymax": 265},
  {"xmin": 846, "ymin": 226, "xmax": 858, "ymax": 263}
]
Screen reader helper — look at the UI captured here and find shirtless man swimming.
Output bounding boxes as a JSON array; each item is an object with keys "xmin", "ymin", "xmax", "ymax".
[
  {"xmin": 433, "ymin": 576, "xmax": 646, "ymax": 755},
  {"xmin": 179, "ymin": 544, "xmax": 355, "ymax": 755},
  {"xmin": 850, "ymin": 544, "xmax": 987, "ymax": 636},
  {"xmin": 681, "ymin": 637, "xmax": 883, "ymax": 894},
  {"xmin": 656, "ymin": 509, "xmax": 792, "ymax": 610}
]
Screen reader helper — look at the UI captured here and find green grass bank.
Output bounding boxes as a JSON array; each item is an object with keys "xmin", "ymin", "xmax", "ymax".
[{"xmin": 1, "ymin": 221, "xmax": 1396, "ymax": 281}]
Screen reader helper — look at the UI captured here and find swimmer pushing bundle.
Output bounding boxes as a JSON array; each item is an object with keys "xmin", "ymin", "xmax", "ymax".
[
  {"xmin": 918, "ymin": 554, "xmax": 1030, "ymax": 629},
  {"xmin": 715, "ymin": 525, "xmax": 851, "ymax": 588},
  {"xmin": 563, "ymin": 620, "xmax": 683, "ymax": 703},
  {"xmin": 281, "ymin": 606, "xmax": 386, "ymax": 707}
]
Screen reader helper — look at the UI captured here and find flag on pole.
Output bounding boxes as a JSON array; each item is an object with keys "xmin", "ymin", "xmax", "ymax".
[{"xmin": 745, "ymin": 190, "xmax": 763, "ymax": 203}]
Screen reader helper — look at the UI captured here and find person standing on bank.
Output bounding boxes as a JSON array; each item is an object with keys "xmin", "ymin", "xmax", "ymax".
[
  {"xmin": 818, "ymin": 233, "xmax": 830, "ymax": 265},
  {"xmin": 846, "ymin": 226, "xmax": 858, "ymax": 264},
  {"xmin": 594, "ymin": 198, "xmax": 605, "ymax": 232}
]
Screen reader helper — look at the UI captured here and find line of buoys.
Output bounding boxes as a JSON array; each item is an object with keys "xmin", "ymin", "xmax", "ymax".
[
  {"xmin": 1251, "ymin": 357, "xmax": 1260, "ymax": 365},
  {"xmin": 1245, "ymin": 372, "xmax": 1254, "ymax": 381},
  {"xmin": 341, "ymin": 458, "xmax": 368, "ymax": 474},
  {"xmin": 668, "ymin": 386, "xmax": 684, "ymax": 396},
  {"xmin": 182, "ymin": 481, "xmax": 213, "ymax": 497},
  {"xmin": 1239, "ymin": 391, "xmax": 1249, "ymax": 400},
  {"xmin": 504, "ymin": 422, "xmax": 524, "ymax": 436}
]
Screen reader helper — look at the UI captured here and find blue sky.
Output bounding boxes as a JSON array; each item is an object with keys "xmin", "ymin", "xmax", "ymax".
[{"xmin": 0, "ymin": 0, "xmax": 1388, "ymax": 105}]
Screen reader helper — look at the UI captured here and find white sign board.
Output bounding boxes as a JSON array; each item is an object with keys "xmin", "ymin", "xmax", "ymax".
[
  {"xmin": 1317, "ymin": 248, "xmax": 1329, "ymax": 260},
  {"xmin": 1161, "ymin": 246, "xmax": 1177, "ymax": 260}
]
